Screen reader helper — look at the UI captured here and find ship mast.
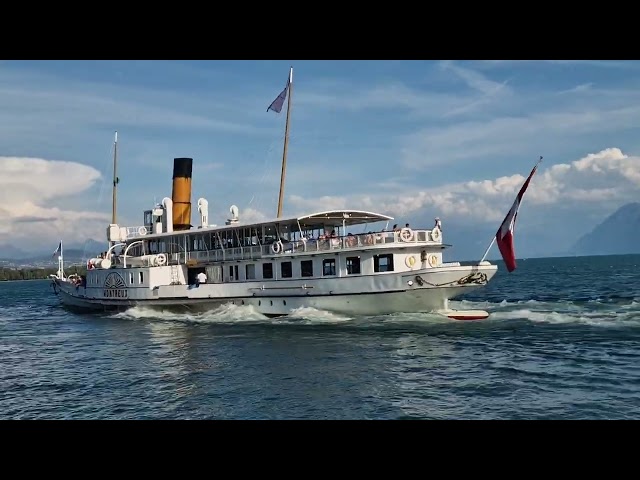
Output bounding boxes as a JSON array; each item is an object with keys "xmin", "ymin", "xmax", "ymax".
[
  {"xmin": 111, "ymin": 131, "xmax": 119, "ymax": 225},
  {"xmin": 276, "ymin": 67, "xmax": 293, "ymax": 218}
]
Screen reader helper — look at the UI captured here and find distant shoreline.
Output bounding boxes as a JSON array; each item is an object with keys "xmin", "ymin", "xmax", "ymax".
[{"xmin": 0, "ymin": 278, "xmax": 50, "ymax": 283}]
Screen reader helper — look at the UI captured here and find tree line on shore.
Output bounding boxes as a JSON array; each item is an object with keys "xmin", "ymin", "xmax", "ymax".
[{"xmin": 0, "ymin": 266, "xmax": 88, "ymax": 281}]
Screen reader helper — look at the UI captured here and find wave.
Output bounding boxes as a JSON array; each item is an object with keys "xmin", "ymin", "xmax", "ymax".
[
  {"xmin": 110, "ymin": 303, "xmax": 354, "ymax": 326},
  {"xmin": 101, "ymin": 297, "xmax": 640, "ymax": 329},
  {"xmin": 453, "ymin": 299, "xmax": 640, "ymax": 328}
]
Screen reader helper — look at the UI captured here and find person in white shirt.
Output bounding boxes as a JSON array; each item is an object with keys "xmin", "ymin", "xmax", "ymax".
[{"xmin": 196, "ymin": 271, "xmax": 207, "ymax": 285}]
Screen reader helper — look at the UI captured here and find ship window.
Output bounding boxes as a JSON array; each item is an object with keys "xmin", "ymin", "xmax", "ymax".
[
  {"xmin": 323, "ymin": 258, "xmax": 336, "ymax": 276},
  {"xmin": 246, "ymin": 263, "xmax": 256, "ymax": 280},
  {"xmin": 263, "ymin": 262, "xmax": 273, "ymax": 279},
  {"xmin": 129, "ymin": 272, "xmax": 134, "ymax": 284},
  {"xmin": 374, "ymin": 253, "xmax": 394, "ymax": 272},
  {"xmin": 301, "ymin": 260, "xmax": 313, "ymax": 277},
  {"xmin": 281, "ymin": 261, "xmax": 292, "ymax": 278},
  {"xmin": 346, "ymin": 256, "xmax": 361, "ymax": 275},
  {"xmin": 139, "ymin": 272, "xmax": 144, "ymax": 284}
]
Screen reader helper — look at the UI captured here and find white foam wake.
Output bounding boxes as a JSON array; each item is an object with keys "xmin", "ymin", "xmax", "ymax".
[
  {"xmin": 452, "ymin": 299, "xmax": 640, "ymax": 327},
  {"xmin": 110, "ymin": 303, "xmax": 354, "ymax": 326}
]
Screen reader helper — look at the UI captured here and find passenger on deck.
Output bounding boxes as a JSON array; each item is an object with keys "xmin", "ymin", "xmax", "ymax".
[{"xmin": 196, "ymin": 271, "xmax": 207, "ymax": 286}]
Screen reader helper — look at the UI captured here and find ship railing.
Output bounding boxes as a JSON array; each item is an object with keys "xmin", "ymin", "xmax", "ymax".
[
  {"xmin": 123, "ymin": 225, "xmax": 152, "ymax": 239},
  {"xmin": 164, "ymin": 229, "xmax": 439, "ymax": 265},
  {"xmin": 297, "ymin": 229, "xmax": 436, "ymax": 253},
  {"xmin": 179, "ymin": 246, "xmax": 263, "ymax": 265}
]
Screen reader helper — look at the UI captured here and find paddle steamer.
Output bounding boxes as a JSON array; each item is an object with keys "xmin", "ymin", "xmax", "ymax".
[{"xmin": 52, "ymin": 67, "xmax": 498, "ymax": 320}]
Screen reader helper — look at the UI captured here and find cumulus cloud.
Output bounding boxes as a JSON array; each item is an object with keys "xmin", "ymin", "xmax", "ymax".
[
  {"xmin": 0, "ymin": 157, "xmax": 110, "ymax": 250},
  {"xmin": 286, "ymin": 148, "xmax": 640, "ymax": 227}
]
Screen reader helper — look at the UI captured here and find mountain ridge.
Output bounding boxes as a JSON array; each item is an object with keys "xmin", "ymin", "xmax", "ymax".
[{"xmin": 570, "ymin": 202, "xmax": 640, "ymax": 256}]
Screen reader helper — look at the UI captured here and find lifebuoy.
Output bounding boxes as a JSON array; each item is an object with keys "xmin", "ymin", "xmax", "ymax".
[
  {"xmin": 271, "ymin": 241, "xmax": 283, "ymax": 254},
  {"xmin": 156, "ymin": 253, "xmax": 167, "ymax": 265},
  {"xmin": 431, "ymin": 228, "xmax": 441, "ymax": 242},
  {"xmin": 405, "ymin": 255, "xmax": 416, "ymax": 268},
  {"xmin": 400, "ymin": 227, "xmax": 414, "ymax": 242},
  {"xmin": 138, "ymin": 226, "xmax": 148, "ymax": 236},
  {"xmin": 428, "ymin": 255, "xmax": 438, "ymax": 268}
]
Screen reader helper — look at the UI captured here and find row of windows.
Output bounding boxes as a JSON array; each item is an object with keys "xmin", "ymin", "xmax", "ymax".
[{"xmin": 229, "ymin": 254, "xmax": 394, "ymax": 281}]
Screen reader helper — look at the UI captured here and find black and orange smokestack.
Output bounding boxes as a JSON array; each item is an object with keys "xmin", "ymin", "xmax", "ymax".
[{"xmin": 171, "ymin": 157, "xmax": 193, "ymax": 231}]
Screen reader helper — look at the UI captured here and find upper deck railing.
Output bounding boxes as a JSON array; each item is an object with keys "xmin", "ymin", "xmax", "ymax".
[
  {"xmin": 165, "ymin": 228, "xmax": 441, "ymax": 266},
  {"xmin": 103, "ymin": 228, "xmax": 441, "ymax": 268}
]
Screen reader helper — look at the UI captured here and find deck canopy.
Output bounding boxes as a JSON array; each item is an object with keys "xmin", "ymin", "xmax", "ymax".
[
  {"xmin": 127, "ymin": 209, "xmax": 394, "ymax": 241},
  {"xmin": 296, "ymin": 210, "xmax": 393, "ymax": 229}
]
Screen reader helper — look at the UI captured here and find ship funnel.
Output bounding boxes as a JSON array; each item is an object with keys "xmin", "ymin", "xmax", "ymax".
[{"xmin": 171, "ymin": 157, "xmax": 193, "ymax": 231}]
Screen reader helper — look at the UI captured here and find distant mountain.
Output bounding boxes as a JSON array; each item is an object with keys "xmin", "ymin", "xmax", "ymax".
[
  {"xmin": 0, "ymin": 244, "xmax": 27, "ymax": 259},
  {"xmin": 0, "ymin": 238, "xmax": 105, "ymax": 263},
  {"xmin": 18, "ymin": 249, "xmax": 90, "ymax": 264},
  {"xmin": 570, "ymin": 202, "xmax": 640, "ymax": 256}
]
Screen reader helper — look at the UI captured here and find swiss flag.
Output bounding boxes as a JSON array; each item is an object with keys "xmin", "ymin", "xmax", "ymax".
[{"xmin": 495, "ymin": 158, "xmax": 541, "ymax": 272}]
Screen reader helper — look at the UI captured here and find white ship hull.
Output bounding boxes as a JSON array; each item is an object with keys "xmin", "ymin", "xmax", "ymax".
[{"xmin": 54, "ymin": 263, "xmax": 497, "ymax": 320}]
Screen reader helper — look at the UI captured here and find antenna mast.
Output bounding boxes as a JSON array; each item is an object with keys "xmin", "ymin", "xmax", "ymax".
[{"xmin": 111, "ymin": 131, "xmax": 119, "ymax": 225}]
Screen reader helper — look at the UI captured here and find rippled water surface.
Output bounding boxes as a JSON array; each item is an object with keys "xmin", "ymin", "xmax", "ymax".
[{"xmin": 2, "ymin": 255, "xmax": 639, "ymax": 419}]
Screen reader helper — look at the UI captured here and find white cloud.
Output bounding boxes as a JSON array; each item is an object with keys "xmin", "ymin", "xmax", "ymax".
[
  {"xmin": 0, "ymin": 157, "xmax": 110, "ymax": 250},
  {"xmin": 400, "ymin": 105, "xmax": 640, "ymax": 170},
  {"xmin": 472, "ymin": 60, "xmax": 640, "ymax": 70},
  {"xmin": 559, "ymin": 82, "xmax": 594, "ymax": 94},
  {"xmin": 0, "ymin": 65, "xmax": 277, "ymax": 161},
  {"xmin": 297, "ymin": 82, "xmax": 467, "ymax": 117},
  {"xmin": 296, "ymin": 63, "xmax": 512, "ymax": 119},
  {"xmin": 287, "ymin": 148, "xmax": 640, "ymax": 228}
]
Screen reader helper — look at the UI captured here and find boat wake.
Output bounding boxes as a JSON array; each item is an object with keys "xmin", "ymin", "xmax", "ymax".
[
  {"xmin": 106, "ymin": 297, "xmax": 640, "ymax": 329},
  {"xmin": 110, "ymin": 303, "xmax": 354, "ymax": 326},
  {"xmin": 453, "ymin": 298, "xmax": 640, "ymax": 328}
]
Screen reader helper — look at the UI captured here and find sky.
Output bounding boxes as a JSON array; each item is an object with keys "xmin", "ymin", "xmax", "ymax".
[{"xmin": 1, "ymin": 59, "xmax": 640, "ymax": 259}]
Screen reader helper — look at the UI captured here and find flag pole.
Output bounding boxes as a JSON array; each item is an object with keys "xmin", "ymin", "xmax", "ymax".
[
  {"xmin": 478, "ymin": 156, "xmax": 543, "ymax": 264},
  {"xmin": 276, "ymin": 67, "xmax": 293, "ymax": 219},
  {"xmin": 479, "ymin": 236, "xmax": 496, "ymax": 264},
  {"xmin": 109, "ymin": 131, "xmax": 119, "ymax": 255},
  {"xmin": 111, "ymin": 131, "xmax": 118, "ymax": 225},
  {"xmin": 59, "ymin": 240, "xmax": 64, "ymax": 279}
]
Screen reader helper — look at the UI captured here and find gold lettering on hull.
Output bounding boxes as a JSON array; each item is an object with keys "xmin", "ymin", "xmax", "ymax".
[{"xmin": 103, "ymin": 289, "xmax": 128, "ymax": 298}]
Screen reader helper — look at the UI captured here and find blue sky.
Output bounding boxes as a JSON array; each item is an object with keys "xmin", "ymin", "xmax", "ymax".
[{"xmin": 2, "ymin": 60, "xmax": 640, "ymax": 258}]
